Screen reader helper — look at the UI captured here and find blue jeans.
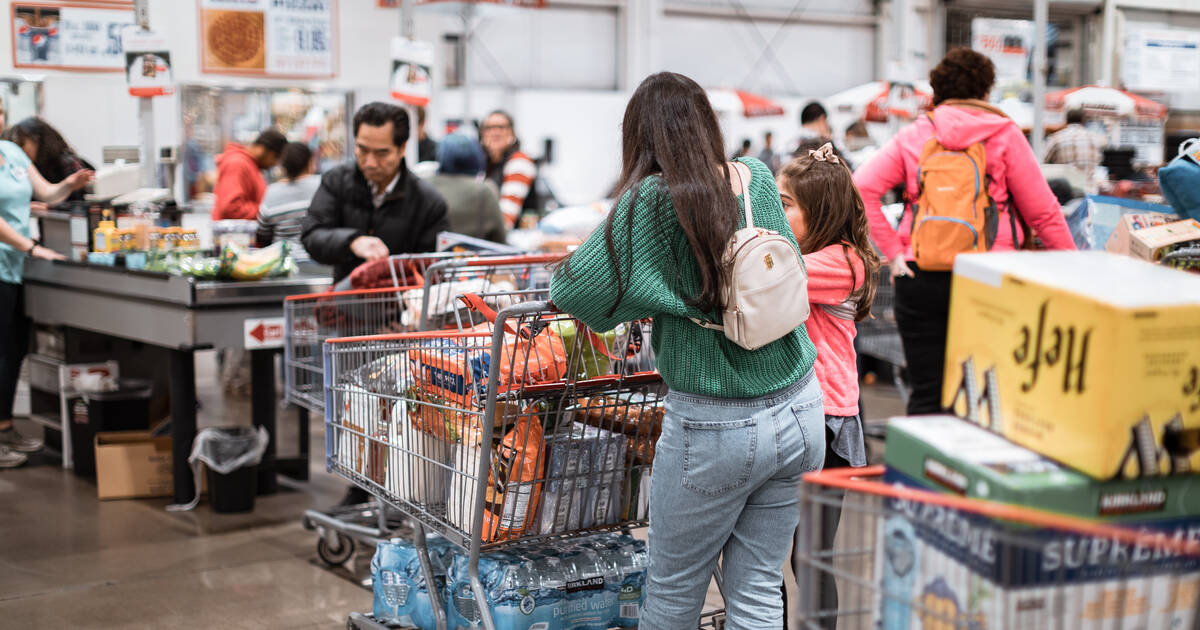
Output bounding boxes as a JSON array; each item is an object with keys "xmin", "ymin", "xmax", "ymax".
[{"xmin": 641, "ymin": 369, "xmax": 826, "ymax": 630}]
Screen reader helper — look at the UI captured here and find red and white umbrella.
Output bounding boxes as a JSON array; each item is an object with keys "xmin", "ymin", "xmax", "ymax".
[
  {"xmin": 1045, "ymin": 86, "xmax": 1167, "ymax": 119},
  {"xmin": 707, "ymin": 88, "xmax": 785, "ymax": 118},
  {"xmin": 827, "ymin": 80, "xmax": 933, "ymax": 123}
]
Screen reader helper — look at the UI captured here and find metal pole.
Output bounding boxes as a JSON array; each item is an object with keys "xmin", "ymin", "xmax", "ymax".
[
  {"xmin": 401, "ymin": 1, "xmax": 417, "ymax": 170},
  {"xmin": 134, "ymin": 0, "xmax": 155, "ymax": 187},
  {"xmin": 1100, "ymin": 0, "xmax": 1117, "ymax": 86},
  {"xmin": 1031, "ymin": 0, "xmax": 1049, "ymax": 160},
  {"xmin": 462, "ymin": 4, "xmax": 475, "ymax": 131}
]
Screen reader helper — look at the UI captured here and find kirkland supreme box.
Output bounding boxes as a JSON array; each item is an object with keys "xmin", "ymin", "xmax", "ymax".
[
  {"xmin": 94, "ymin": 431, "xmax": 173, "ymax": 500},
  {"xmin": 874, "ymin": 512, "xmax": 1200, "ymax": 630},
  {"xmin": 878, "ymin": 417, "xmax": 1200, "ymax": 629},
  {"xmin": 941, "ymin": 251, "xmax": 1200, "ymax": 480},
  {"xmin": 883, "ymin": 416, "xmax": 1200, "ymax": 524}
]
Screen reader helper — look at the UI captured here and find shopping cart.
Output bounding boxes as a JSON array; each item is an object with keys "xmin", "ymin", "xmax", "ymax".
[
  {"xmin": 855, "ymin": 267, "xmax": 909, "ymax": 408},
  {"xmin": 289, "ymin": 253, "xmax": 560, "ymax": 569},
  {"xmin": 326, "ymin": 298, "xmax": 674, "ymax": 629},
  {"xmin": 417, "ymin": 253, "xmax": 561, "ymax": 330},
  {"xmin": 792, "ymin": 466, "xmax": 1200, "ymax": 630}
]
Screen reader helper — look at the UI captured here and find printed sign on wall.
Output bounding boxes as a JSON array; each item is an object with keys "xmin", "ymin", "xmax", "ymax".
[
  {"xmin": 11, "ymin": 2, "xmax": 136, "ymax": 71},
  {"xmin": 1123, "ymin": 28, "xmax": 1200, "ymax": 93},
  {"xmin": 390, "ymin": 37, "xmax": 433, "ymax": 107},
  {"xmin": 123, "ymin": 27, "xmax": 172, "ymax": 97},
  {"xmin": 199, "ymin": 0, "xmax": 336, "ymax": 78}
]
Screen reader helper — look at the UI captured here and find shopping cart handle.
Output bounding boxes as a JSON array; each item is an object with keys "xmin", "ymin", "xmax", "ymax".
[{"xmin": 459, "ymin": 293, "xmax": 522, "ymax": 336}]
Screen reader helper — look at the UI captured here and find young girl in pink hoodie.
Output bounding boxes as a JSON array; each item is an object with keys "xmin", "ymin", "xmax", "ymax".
[{"xmin": 777, "ymin": 142, "xmax": 880, "ymax": 628}]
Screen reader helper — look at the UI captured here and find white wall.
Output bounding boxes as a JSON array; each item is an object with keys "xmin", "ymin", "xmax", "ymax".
[{"xmin": 0, "ymin": 0, "xmax": 887, "ymax": 207}]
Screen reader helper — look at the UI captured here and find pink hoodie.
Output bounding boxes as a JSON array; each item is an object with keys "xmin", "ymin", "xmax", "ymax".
[
  {"xmin": 805, "ymin": 244, "xmax": 865, "ymax": 416},
  {"xmin": 853, "ymin": 101, "xmax": 1076, "ymax": 261}
]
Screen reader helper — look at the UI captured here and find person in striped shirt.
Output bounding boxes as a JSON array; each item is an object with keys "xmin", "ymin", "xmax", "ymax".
[
  {"xmin": 256, "ymin": 142, "xmax": 319, "ymax": 261},
  {"xmin": 481, "ymin": 110, "xmax": 537, "ymax": 228}
]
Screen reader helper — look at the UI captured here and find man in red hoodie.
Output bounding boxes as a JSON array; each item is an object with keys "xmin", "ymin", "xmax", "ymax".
[{"xmin": 211, "ymin": 129, "xmax": 287, "ymax": 220}]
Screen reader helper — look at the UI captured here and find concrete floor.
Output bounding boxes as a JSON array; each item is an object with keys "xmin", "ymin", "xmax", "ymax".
[{"xmin": 0, "ymin": 351, "xmax": 907, "ymax": 629}]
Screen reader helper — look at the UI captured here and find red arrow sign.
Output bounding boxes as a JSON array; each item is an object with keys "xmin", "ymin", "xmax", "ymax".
[{"xmin": 250, "ymin": 323, "xmax": 266, "ymax": 343}]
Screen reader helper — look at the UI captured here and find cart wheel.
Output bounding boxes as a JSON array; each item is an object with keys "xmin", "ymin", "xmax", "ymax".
[{"xmin": 317, "ymin": 534, "xmax": 356, "ymax": 566}]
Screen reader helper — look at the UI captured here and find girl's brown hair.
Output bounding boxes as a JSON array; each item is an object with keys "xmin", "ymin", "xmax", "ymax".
[{"xmin": 778, "ymin": 152, "xmax": 880, "ymax": 322}]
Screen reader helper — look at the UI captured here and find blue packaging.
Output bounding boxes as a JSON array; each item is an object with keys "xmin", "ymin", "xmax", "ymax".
[
  {"xmin": 372, "ymin": 536, "xmax": 456, "ymax": 629},
  {"xmin": 444, "ymin": 533, "xmax": 647, "ymax": 630}
]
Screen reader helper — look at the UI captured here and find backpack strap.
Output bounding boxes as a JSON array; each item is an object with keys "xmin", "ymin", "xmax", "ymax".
[
  {"xmin": 730, "ymin": 160, "xmax": 754, "ymax": 228},
  {"xmin": 689, "ymin": 161, "xmax": 754, "ymax": 333}
]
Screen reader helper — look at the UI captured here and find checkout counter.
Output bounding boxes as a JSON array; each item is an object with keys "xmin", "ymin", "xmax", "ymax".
[{"xmin": 22, "ymin": 258, "xmax": 330, "ymax": 504}]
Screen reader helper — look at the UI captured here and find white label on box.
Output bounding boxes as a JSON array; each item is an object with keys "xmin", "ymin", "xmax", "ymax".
[{"xmin": 244, "ymin": 317, "xmax": 285, "ymax": 349}]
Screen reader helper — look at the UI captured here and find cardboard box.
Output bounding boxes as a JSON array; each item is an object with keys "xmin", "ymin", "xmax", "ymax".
[
  {"xmin": 884, "ymin": 416, "xmax": 1200, "ymax": 524},
  {"xmin": 875, "ymin": 511, "xmax": 1200, "ymax": 630},
  {"xmin": 943, "ymin": 251, "xmax": 1200, "ymax": 480},
  {"xmin": 94, "ymin": 431, "xmax": 173, "ymax": 500},
  {"xmin": 1105, "ymin": 212, "xmax": 1175, "ymax": 256},
  {"xmin": 1129, "ymin": 219, "xmax": 1200, "ymax": 262}
]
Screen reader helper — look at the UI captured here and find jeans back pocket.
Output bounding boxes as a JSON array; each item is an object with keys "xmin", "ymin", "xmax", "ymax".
[{"xmin": 681, "ymin": 417, "xmax": 756, "ymax": 497}]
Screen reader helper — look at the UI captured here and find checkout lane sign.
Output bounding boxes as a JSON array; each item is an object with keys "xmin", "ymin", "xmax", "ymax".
[
  {"xmin": 244, "ymin": 317, "xmax": 285, "ymax": 350},
  {"xmin": 123, "ymin": 27, "xmax": 173, "ymax": 97}
]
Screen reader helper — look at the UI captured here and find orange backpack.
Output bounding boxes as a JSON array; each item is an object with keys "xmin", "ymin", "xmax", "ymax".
[{"xmin": 910, "ymin": 112, "xmax": 1000, "ymax": 270}]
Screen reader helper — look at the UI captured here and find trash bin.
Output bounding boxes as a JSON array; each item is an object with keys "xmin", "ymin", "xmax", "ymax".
[
  {"xmin": 170, "ymin": 426, "xmax": 269, "ymax": 514},
  {"xmin": 70, "ymin": 378, "xmax": 153, "ymax": 478},
  {"xmin": 206, "ymin": 457, "xmax": 258, "ymax": 513}
]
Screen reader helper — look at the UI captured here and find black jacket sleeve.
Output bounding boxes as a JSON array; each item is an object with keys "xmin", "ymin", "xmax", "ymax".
[
  {"xmin": 302, "ymin": 170, "xmax": 362, "ymax": 265},
  {"xmin": 417, "ymin": 189, "xmax": 450, "ymax": 253}
]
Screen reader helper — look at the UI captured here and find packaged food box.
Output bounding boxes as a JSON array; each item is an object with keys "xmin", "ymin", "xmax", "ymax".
[
  {"xmin": 942, "ymin": 251, "xmax": 1200, "ymax": 480},
  {"xmin": 1105, "ymin": 212, "xmax": 1176, "ymax": 255},
  {"xmin": 884, "ymin": 416, "xmax": 1200, "ymax": 523},
  {"xmin": 875, "ymin": 511, "xmax": 1200, "ymax": 630},
  {"xmin": 1129, "ymin": 218, "xmax": 1200, "ymax": 262}
]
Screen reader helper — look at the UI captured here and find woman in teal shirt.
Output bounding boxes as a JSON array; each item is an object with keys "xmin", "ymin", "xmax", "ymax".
[{"xmin": 0, "ymin": 138, "xmax": 91, "ymax": 468}]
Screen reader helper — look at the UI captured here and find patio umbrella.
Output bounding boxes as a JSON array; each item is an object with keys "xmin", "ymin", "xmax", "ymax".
[
  {"xmin": 827, "ymin": 80, "xmax": 933, "ymax": 123},
  {"xmin": 707, "ymin": 88, "xmax": 785, "ymax": 118},
  {"xmin": 1045, "ymin": 86, "xmax": 1168, "ymax": 119}
]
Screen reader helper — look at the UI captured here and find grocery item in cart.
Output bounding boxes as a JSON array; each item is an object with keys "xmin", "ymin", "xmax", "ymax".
[
  {"xmin": 448, "ymin": 416, "xmax": 546, "ymax": 543},
  {"xmin": 572, "ymin": 394, "xmax": 663, "ymax": 466},
  {"xmin": 387, "ymin": 399, "xmax": 453, "ymax": 507},
  {"xmin": 884, "ymin": 416, "xmax": 1200, "ymax": 524},
  {"xmin": 942, "ymin": 251, "xmax": 1200, "ymax": 479},
  {"xmin": 371, "ymin": 536, "xmax": 456, "ymax": 629},
  {"xmin": 537, "ymin": 423, "xmax": 628, "ymax": 535},
  {"xmin": 444, "ymin": 533, "xmax": 647, "ymax": 630}
]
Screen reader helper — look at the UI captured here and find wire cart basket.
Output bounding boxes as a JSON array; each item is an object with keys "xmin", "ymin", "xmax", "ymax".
[
  {"xmin": 793, "ymin": 466, "xmax": 1200, "ymax": 630},
  {"xmin": 855, "ymin": 267, "xmax": 909, "ymax": 407},
  {"xmin": 285, "ymin": 253, "xmax": 562, "ymax": 415},
  {"xmin": 326, "ymin": 298, "xmax": 666, "ymax": 629},
  {"xmin": 288, "ymin": 254, "xmax": 564, "ymax": 571}
]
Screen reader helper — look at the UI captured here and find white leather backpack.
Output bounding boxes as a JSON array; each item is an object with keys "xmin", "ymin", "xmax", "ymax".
[{"xmin": 690, "ymin": 161, "xmax": 810, "ymax": 350}]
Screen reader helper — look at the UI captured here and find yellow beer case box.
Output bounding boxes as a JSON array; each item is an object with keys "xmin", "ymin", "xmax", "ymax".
[{"xmin": 943, "ymin": 251, "xmax": 1200, "ymax": 480}]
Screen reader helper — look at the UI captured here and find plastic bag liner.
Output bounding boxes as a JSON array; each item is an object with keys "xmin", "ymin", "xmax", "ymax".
[{"xmin": 167, "ymin": 426, "xmax": 269, "ymax": 512}]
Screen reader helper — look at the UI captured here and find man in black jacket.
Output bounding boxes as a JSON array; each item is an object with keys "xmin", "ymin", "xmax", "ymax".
[{"xmin": 302, "ymin": 102, "xmax": 448, "ymax": 283}]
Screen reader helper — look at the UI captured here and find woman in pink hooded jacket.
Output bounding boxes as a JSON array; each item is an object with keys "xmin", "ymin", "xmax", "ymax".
[{"xmin": 853, "ymin": 48, "xmax": 1075, "ymax": 415}]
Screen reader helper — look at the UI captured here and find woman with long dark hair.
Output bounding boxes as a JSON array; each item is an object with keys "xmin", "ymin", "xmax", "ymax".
[
  {"xmin": 4, "ymin": 117, "xmax": 93, "ymax": 202},
  {"xmin": 550, "ymin": 72, "xmax": 825, "ymax": 629}
]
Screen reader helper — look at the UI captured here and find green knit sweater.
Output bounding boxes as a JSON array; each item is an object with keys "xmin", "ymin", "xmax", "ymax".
[{"xmin": 550, "ymin": 157, "xmax": 817, "ymax": 398}]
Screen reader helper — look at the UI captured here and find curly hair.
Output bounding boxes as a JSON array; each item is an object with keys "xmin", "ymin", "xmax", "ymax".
[{"xmin": 929, "ymin": 48, "xmax": 996, "ymax": 106}]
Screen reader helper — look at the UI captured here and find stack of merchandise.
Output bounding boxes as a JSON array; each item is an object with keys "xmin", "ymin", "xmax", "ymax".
[
  {"xmin": 1106, "ymin": 212, "xmax": 1200, "ymax": 273},
  {"xmin": 372, "ymin": 532, "xmax": 647, "ymax": 630},
  {"xmin": 876, "ymin": 251, "xmax": 1200, "ymax": 628}
]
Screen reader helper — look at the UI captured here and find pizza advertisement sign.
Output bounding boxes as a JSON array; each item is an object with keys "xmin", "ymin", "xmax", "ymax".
[
  {"xmin": 12, "ymin": 2, "xmax": 137, "ymax": 71},
  {"xmin": 199, "ymin": 0, "xmax": 336, "ymax": 78},
  {"xmin": 415, "ymin": 1, "xmax": 547, "ymax": 7},
  {"xmin": 123, "ymin": 27, "xmax": 173, "ymax": 97}
]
